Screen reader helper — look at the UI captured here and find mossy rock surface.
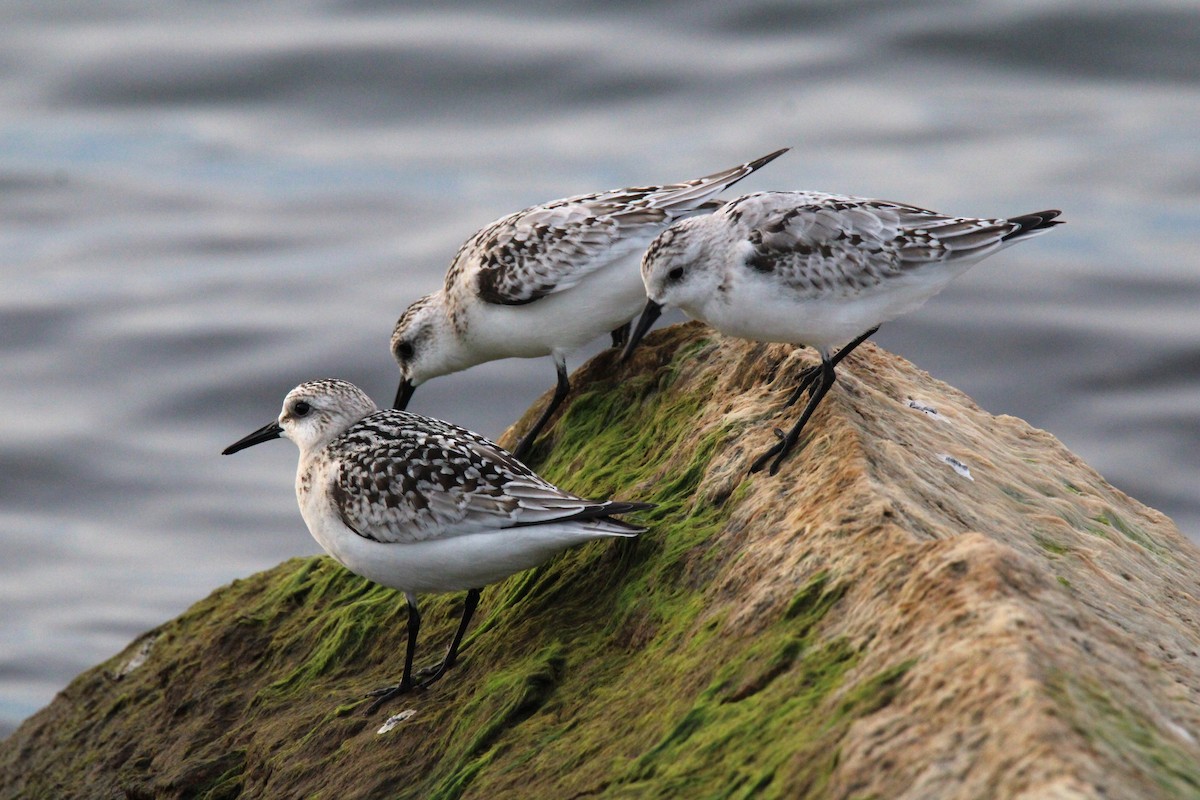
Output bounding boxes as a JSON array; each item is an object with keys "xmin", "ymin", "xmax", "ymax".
[{"xmin": 3, "ymin": 323, "xmax": 1200, "ymax": 799}]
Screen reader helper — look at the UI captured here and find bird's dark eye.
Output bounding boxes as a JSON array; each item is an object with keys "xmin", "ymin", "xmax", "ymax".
[
  {"xmin": 293, "ymin": 401, "xmax": 311, "ymax": 417},
  {"xmin": 395, "ymin": 341, "xmax": 414, "ymax": 361},
  {"xmin": 668, "ymin": 266, "xmax": 685, "ymax": 282}
]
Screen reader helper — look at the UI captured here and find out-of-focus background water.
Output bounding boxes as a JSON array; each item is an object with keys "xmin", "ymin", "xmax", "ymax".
[{"xmin": 2, "ymin": 0, "xmax": 1197, "ymax": 736}]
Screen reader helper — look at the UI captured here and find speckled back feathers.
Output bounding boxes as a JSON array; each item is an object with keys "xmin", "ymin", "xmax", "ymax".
[
  {"xmin": 443, "ymin": 149, "xmax": 789, "ymax": 309},
  {"xmin": 287, "ymin": 381, "xmax": 649, "ymax": 545},
  {"xmin": 646, "ymin": 191, "xmax": 1061, "ymax": 302}
]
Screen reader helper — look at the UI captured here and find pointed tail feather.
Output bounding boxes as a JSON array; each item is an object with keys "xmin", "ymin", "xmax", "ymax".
[
  {"xmin": 505, "ymin": 499, "xmax": 655, "ymax": 534},
  {"xmin": 653, "ymin": 148, "xmax": 789, "ymax": 214},
  {"xmin": 593, "ymin": 500, "xmax": 655, "ymax": 535},
  {"xmin": 598, "ymin": 500, "xmax": 656, "ymax": 517},
  {"xmin": 1003, "ymin": 209, "xmax": 1064, "ymax": 241}
]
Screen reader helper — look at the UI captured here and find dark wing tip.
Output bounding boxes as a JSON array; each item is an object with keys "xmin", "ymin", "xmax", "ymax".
[
  {"xmin": 1003, "ymin": 209, "xmax": 1064, "ymax": 240},
  {"xmin": 600, "ymin": 500, "xmax": 655, "ymax": 534},
  {"xmin": 747, "ymin": 147, "xmax": 790, "ymax": 172},
  {"xmin": 502, "ymin": 499, "xmax": 655, "ymax": 531},
  {"xmin": 602, "ymin": 500, "xmax": 656, "ymax": 517}
]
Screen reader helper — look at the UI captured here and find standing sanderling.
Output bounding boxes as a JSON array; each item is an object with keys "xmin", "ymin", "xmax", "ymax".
[
  {"xmin": 390, "ymin": 148, "xmax": 788, "ymax": 460},
  {"xmin": 622, "ymin": 191, "xmax": 1063, "ymax": 475},
  {"xmin": 222, "ymin": 379, "xmax": 651, "ymax": 713}
]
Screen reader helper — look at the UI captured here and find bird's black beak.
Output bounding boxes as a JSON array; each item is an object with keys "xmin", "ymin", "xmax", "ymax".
[
  {"xmin": 394, "ymin": 378, "xmax": 416, "ymax": 411},
  {"xmin": 621, "ymin": 299, "xmax": 663, "ymax": 362},
  {"xmin": 222, "ymin": 421, "xmax": 283, "ymax": 455}
]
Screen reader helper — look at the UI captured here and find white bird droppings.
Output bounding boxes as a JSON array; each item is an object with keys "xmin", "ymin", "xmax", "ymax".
[
  {"xmin": 938, "ymin": 454, "xmax": 974, "ymax": 481},
  {"xmin": 377, "ymin": 708, "xmax": 419, "ymax": 734}
]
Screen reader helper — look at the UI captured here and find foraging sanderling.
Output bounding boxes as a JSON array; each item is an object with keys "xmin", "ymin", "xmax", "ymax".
[
  {"xmin": 222, "ymin": 379, "xmax": 651, "ymax": 712},
  {"xmin": 391, "ymin": 148, "xmax": 788, "ymax": 460},
  {"xmin": 623, "ymin": 191, "xmax": 1063, "ymax": 474}
]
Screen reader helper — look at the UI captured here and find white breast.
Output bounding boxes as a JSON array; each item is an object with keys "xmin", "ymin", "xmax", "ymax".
[{"xmin": 463, "ymin": 253, "xmax": 649, "ymax": 359}]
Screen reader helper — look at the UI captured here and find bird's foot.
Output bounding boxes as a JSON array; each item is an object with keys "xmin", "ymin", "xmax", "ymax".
[
  {"xmin": 412, "ymin": 660, "xmax": 453, "ymax": 685},
  {"xmin": 363, "ymin": 680, "xmax": 412, "ymax": 715},
  {"xmin": 749, "ymin": 428, "xmax": 798, "ymax": 475},
  {"xmin": 784, "ymin": 366, "xmax": 822, "ymax": 408},
  {"xmin": 749, "ymin": 441, "xmax": 784, "ymax": 474}
]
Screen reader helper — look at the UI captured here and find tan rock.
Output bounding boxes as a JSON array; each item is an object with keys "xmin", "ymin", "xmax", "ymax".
[{"xmin": 2, "ymin": 322, "xmax": 1197, "ymax": 799}]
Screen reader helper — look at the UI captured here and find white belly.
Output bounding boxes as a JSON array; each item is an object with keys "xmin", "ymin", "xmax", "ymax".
[
  {"xmin": 316, "ymin": 521, "xmax": 614, "ymax": 593},
  {"xmin": 296, "ymin": 463, "xmax": 621, "ymax": 594},
  {"xmin": 698, "ymin": 268, "xmax": 969, "ymax": 353}
]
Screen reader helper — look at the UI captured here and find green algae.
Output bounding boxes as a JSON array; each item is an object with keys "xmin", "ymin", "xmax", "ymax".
[
  {"xmin": 10, "ymin": 329, "xmax": 1193, "ymax": 798},
  {"xmin": 0, "ymin": 333, "xmax": 916, "ymax": 798},
  {"xmin": 431, "ymin": 644, "xmax": 567, "ymax": 800},
  {"xmin": 1093, "ymin": 510, "xmax": 1163, "ymax": 555},
  {"xmin": 608, "ymin": 640, "xmax": 912, "ymax": 800},
  {"xmin": 1033, "ymin": 533, "xmax": 1071, "ymax": 557}
]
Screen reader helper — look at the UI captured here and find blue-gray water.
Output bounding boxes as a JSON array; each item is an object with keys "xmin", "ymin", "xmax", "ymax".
[{"xmin": 2, "ymin": 1, "xmax": 1198, "ymax": 736}]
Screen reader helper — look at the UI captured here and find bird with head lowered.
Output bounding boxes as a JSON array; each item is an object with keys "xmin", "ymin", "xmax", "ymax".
[
  {"xmin": 623, "ymin": 190, "xmax": 1062, "ymax": 475},
  {"xmin": 390, "ymin": 149, "xmax": 788, "ymax": 460}
]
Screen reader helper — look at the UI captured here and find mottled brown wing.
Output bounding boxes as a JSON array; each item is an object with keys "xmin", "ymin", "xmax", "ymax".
[
  {"xmin": 330, "ymin": 414, "xmax": 633, "ymax": 543},
  {"xmin": 739, "ymin": 192, "xmax": 1018, "ymax": 297},
  {"xmin": 464, "ymin": 148, "xmax": 791, "ymax": 305},
  {"xmin": 468, "ymin": 199, "xmax": 660, "ymax": 305}
]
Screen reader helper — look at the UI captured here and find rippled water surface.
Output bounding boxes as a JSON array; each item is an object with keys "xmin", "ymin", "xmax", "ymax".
[{"xmin": 2, "ymin": 0, "xmax": 1198, "ymax": 734}]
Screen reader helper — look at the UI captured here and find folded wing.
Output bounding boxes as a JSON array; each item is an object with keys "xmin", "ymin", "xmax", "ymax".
[
  {"xmin": 332, "ymin": 413, "xmax": 649, "ymax": 544},
  {"xmin": 735, "ymin": 192, "xmax": 1059, "ymax": 297},
  {"xmin": 467, "ymin": 149, "xmax": 789, "ymax": 305}
]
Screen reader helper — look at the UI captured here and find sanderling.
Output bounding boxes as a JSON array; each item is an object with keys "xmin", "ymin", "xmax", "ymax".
[
  {"xmin": 391, "ymin": 148, "xmax": 788, "ymax": 460},
  {"xmin": 623, "ymin": 191, "xmax": 1063, "ymax": 474},
  {"xmin": 222, "ymin": 379, "xmax": 651, "ymax": 712}
]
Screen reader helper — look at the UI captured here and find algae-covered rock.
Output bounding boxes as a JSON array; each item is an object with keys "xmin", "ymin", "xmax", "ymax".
[{"xmin": 3, "ymin": 322, "xmax": 1199, "ymax": 799}]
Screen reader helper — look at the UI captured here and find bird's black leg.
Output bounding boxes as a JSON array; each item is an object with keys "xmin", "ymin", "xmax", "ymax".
[
  {"xmin": 750, "ymin": 356, "xmax": 837, "ymax": 475},
  {"xmin": 609, "ymin": 321, "xmax": 631, "ymax": 350},
  {"xmin": 783, "ymin": 365, "xmax": 823, "ymax": 409},
  {"xmin": 784, "ymin": 327, "xmax": 879, "ymax": 408},
  {"xmin": 364, "ymin": 592, "xmax": 421, "ymax": 715},
  {"xmin": 413, "ymin": 588, "xmax": 481, "ymax": 687},
  {"xmin": 832, "ymin": 326, "xmax": 879, "ymax": 367},
  {"xmin": 513, "ymin": 356, "xmax": 570, "ymax": 461}
]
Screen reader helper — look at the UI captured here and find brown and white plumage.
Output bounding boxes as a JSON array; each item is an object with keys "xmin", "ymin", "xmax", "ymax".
[
  {"xmin": 222, "ymin": 378, "xmax": 650, "ymax": 708},
  {"xmin": 625, "ymin": 191, "xmax": 1063, "ymax": 474},
  {"xmin": 390, "ymin": 149, "xmax": 788, "ymax": 459},
  {"xmin": 451, "ymin": 159, "xmax": 787, "ymax": 308},
  {"xmin": 329, "ymin": 409, "xmax": 647, "ymax": 545}
]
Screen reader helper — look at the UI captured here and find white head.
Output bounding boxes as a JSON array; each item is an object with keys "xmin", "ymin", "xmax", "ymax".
[
  {"xmin": 640, "ymin": 216, "xmax": 724, "ymax": 314},
  {"xmin": 222, "ymin": 379, "xmax": 378, "ymax": 457},
  {"xmin": 621, "ymin": 216, "xmax": 723, "ymax": 359},
  {"xmin": 390, "ymin": 293, "xmax": 464, "ymax": 410}
]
